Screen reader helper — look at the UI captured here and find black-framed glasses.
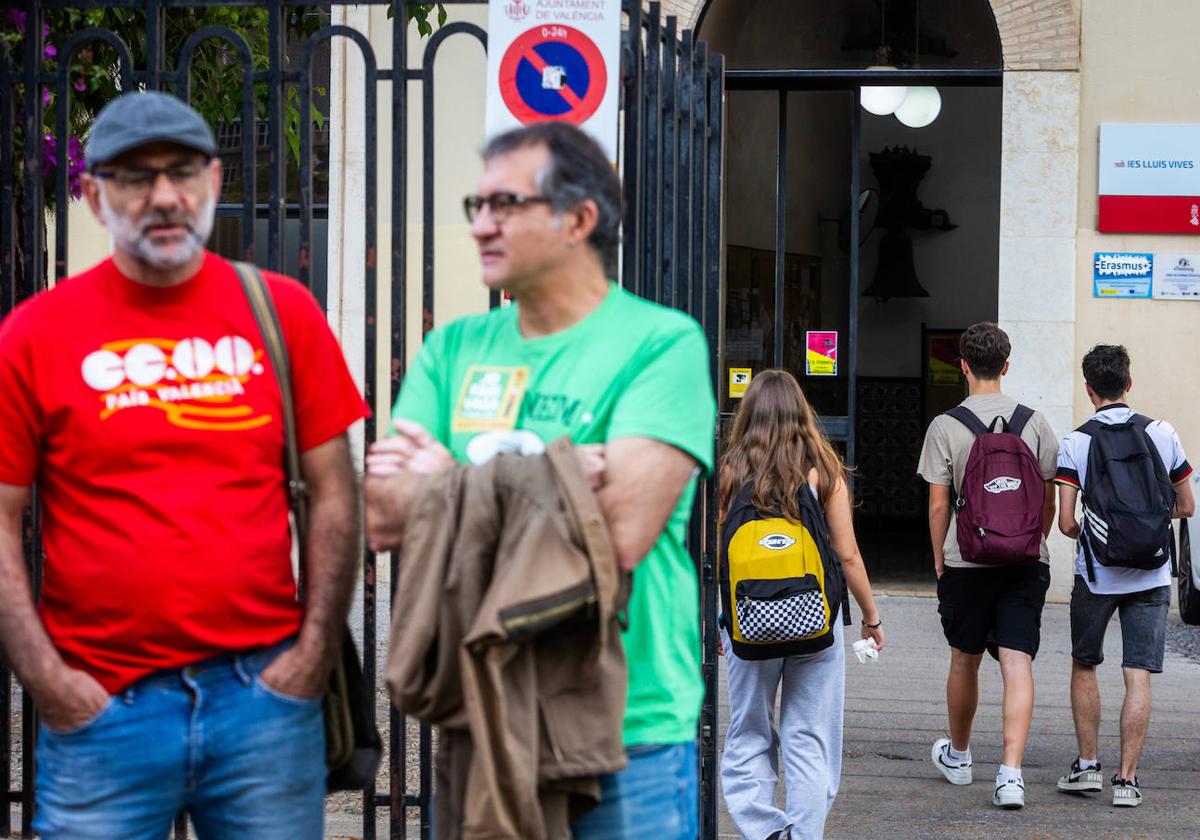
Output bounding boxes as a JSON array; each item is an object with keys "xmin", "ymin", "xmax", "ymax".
[
  {"xmin": 93, "ymin": 158, "xmax": 212, "ymax": 196},
  {"xmin": 463, "ymin": 192, "xmax": 552, "ymax": 223}
]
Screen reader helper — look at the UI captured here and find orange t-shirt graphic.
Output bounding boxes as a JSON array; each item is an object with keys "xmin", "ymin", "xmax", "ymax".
[{"xmin": 0, "ymin": 252, "xmax": 368, "ymax": 693}]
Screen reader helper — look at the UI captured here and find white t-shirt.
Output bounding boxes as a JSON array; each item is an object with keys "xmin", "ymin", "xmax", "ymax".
[{"xmin": 1055, "ymin": 404, "xmax": 1193, "ymax": 595}]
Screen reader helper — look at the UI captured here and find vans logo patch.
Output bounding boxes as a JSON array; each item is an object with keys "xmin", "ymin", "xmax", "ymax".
[
  {"xmin": 758, "ymin": 534, "xmax": 796, "ymax": 550},
  {"xmin": 984, "ymin": 476, "xmax": 1022, "ymax": 494}
]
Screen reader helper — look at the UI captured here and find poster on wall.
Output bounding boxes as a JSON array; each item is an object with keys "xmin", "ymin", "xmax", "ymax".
[
  {"xmin": 1152, "ymin": 254, "xmax": 1200, "ymax": 300},
  {"xmin": 729, "ymin": 368, "xmax": 752, "ymax": 399},
  {"xmin": 485, "ymin": 0, "xmax": 622, "ymax": 164},
  {"xmin": 1098, "ymin": 124, "xmax": 1200, "ymax": 233},
  {"xmin": 1093, "ymin": 252, "xmax": 1153, "ymax": 298},
  {"xmin": 927, "ymin": 335, "xmax": 963, "ymax": 385},
  {"xmin": 805, "ymin": 331, "xmax": 837, "ymax": 376}
]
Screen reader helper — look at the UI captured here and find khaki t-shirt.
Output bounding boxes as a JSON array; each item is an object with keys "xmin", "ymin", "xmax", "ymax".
[{"xmin": 916, "ymin": 394, "xmax": 1059, "ymax": 568}]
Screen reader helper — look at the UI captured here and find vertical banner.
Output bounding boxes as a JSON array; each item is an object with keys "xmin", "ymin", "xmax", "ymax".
[
  {"xmin": 485, "ymin": 0, "xmax": 621, "ymax": 164},
  {"xmin": 805, "ymin": 331, "xmax": 838, "ymax": 376}
]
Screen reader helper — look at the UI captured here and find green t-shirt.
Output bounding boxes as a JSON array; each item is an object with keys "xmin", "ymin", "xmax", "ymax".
[{"xmin": 393, "ymin": 283, "xmax": 716, "ymax": 745}]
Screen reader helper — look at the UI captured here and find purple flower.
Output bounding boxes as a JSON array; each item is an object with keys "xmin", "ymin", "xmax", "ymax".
[
  {"xmin": 41, "ymin": 133, "xmax": 57, "ymax": 178},
  {"xmin": 44, "ymin": 43, "xmax": 57, "ymax": 60},
  {"xmin": 41, "ymin": 23, "xmax": 49, "ymax": 39},
  {"xmin": 74, "ymin": 76, "xmax": 86, "ymax": 92},
  {"xmin": 42, "ymin": 87, "xmax": 51, "ymax": 107},
  {"xmin": 41, "ymin": 132, "xmax": 87, "ymax": 199},
  {"xmin": 5, "ymin": 10, "xmax": 27, "ymax": 30}
]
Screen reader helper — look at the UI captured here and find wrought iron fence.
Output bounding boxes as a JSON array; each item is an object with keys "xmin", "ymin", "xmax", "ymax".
[{"xmin": 0, "ymin": 2, "xmax": 724, "ymax": 838}]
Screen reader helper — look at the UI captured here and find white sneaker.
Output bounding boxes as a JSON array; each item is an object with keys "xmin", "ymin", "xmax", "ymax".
[
  {"xmin": 1057, "ymin": 758, "xmax": 1103, "ymax": 794},
  {"xmin": 992, "ymin": 777, "xmax": 1025, "ymax": 809},
  {"xmin": 931, "ymin": 737, "xmax": 972, "ymax": 785},
  {"xmin": 1111, "ymin": 775, "xmax": 1141, "ymax": 807}
]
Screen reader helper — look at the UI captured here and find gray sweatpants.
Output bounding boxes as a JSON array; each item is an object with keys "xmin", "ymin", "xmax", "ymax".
[{"xmin": 720, "ymin": 622, "xmax": 845, "ymax": 840}]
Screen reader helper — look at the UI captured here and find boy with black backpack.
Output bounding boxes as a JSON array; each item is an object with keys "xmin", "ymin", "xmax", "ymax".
[
  {"xmin": 1053, "ymin": 344, "xmax": 1194, "ymax": 808},
  {"xmin": 917, "ymin": 322, "xmax": 1060, "ymax": 810}
]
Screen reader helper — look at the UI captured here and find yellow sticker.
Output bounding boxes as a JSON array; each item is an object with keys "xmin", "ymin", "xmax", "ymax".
[
  {"xmin": 452, "ymin": 365, "xmax": 530, "ymax": 432},
  {"xmin": 729, "ymin": 368, "xmax": 752, "ymax": 399}
]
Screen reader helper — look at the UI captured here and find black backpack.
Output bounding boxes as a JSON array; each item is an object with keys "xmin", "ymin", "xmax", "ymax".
[{"xmin": 1077, "ymin": 414, "xmax": 1176, "ymax": 582}]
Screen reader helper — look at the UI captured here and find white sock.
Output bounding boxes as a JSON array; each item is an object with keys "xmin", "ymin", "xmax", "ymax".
[
  {"xmin": 997, "ymin": 764, "xmax": 1023, "ymax": 785},
  {"xmin": 948, "ymin": 744, "xmax": 971, "ymax": 765},
  {"xmin": 1078, "ymin": 757, "xmax": 1099, "ymax": 770}
]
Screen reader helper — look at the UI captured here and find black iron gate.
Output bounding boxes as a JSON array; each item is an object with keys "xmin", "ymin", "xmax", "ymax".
[{"xmin": 0, "ymin": 2, "xmax": 724, "ymax": 838}]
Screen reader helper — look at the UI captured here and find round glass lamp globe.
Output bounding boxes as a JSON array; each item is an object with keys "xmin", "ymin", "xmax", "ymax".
[
  {"xmin": 860, "ymin": 85, "xmax": 908, "ymax": 116},
  {"xmin": 895, "ymin": 86, "xmax": 941, "ymax": 128}
]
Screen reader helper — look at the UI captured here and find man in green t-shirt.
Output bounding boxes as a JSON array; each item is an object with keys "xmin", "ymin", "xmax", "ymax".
[{"xmin": 365, "ymin": 123, "xmax": 715, "ymax": 838}]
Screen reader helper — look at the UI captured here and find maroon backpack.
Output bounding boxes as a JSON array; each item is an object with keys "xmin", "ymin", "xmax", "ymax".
[{"xmin": 947, "ymin": 404, "xmax": 1045, "ymax": 565}]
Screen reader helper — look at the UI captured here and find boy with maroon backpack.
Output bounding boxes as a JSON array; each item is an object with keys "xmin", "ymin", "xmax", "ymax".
[{"xmin": 917, "ymin": 322, "xmax": 1059, "ymax": 810}]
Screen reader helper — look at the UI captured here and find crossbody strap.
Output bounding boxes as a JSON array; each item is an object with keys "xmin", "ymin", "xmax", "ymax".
[{"xmin": 232, "ymin": 261, "xmax": 309, "ymax": 557}]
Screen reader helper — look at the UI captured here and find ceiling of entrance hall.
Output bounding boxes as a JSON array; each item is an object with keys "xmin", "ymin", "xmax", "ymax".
[{"xmin": 699, "ymin": 0, "xmax": 1002, "ymax": 71}]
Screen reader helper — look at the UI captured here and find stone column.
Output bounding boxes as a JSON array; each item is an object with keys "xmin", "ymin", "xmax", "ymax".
[{"xmin": 996, "ymin": 70, "xmax": 1080, "ymax": 601}]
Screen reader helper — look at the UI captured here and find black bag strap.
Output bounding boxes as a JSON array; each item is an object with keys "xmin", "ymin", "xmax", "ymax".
[
  {"xmin": 946, "ymin": 405, "xmax": 990, "ymax": 438},
  {"xmin": 797, "ymin": 485, "xmax": 852, "ymax": 627},
  {"xmin": 1008, "ymin": 404, "xmax": 1034, "ymax": 438},
  {"xmin": 1170, "ymin": 523, "xmax": 1178, "ymax": 578},
  {"xmin": 1130, "ymin": 413, "xmax": 1155, "ymax": 431},
  {"xmin": 232, "ymin": 262, "xmax": 309, "ymax": 552},
  {"xmin": 1079, "ymin": 524, "xmax": 1098, "ymax": 583}
]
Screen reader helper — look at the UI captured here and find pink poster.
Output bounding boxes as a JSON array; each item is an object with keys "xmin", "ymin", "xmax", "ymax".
[{"xmin": 805, "ymin": 330, "xmax": 837, "ymax": 376}]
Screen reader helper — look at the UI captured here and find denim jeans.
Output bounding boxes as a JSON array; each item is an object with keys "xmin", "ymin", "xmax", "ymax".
[
  {"xmin": 34, "ymin": 637, "xmax": 325, "ymax": 840},
  {"xmin": 570, "ymin": 741, "xmax": 698, "ymax": 840}
]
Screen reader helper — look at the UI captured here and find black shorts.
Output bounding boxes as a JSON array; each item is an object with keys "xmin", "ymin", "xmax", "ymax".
[
  {"xmin": 937, "ymin": 564, "xmax": 1051, "ymax": 660},
  {"xmin": 1070, "ymin": 576, "xmax": 1170, "ymax": 673}
]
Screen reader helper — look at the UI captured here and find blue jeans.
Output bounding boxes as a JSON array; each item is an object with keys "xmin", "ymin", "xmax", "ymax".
[
  {"xmin": 34, "ymin": 638, "xmax": 325, "ymax": 840},
  {"xmin": 571, "ymin": 741, "xmax": 698, "ymax": 840}
]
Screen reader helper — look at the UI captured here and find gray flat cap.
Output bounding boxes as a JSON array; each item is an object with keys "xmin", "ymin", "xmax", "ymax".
[{"xmin": 86, "ymin": 91, "xmax": 217, "ymax": 169}]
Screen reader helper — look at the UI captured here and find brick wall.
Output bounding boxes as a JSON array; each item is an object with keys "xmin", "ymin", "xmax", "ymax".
[
  {"xmin": 662, "ymin": 0, "xmax": 1080, "ymax": 71},
  {"xmin": 992, "ymin": 0, "xmax": 1079, "ymax": 70}
]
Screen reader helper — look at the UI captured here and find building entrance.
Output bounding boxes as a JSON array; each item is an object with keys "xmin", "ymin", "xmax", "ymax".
[{"xmin": 706, "ymin": 0, "xmax": 1005, "ymax": 582}]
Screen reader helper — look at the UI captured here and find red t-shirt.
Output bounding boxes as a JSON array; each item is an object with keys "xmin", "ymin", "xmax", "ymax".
[{"xmin": 0, "ymin": 252, "xmax": 368, "ymax": 693}]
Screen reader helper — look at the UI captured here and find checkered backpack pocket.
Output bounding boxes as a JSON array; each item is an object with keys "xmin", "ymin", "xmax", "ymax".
[{"xmin": 734, "ymin": 576, "xmax": 827, "ymax": 642}]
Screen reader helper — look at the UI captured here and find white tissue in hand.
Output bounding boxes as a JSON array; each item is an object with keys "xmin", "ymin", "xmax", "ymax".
[{"xmin": 852, "ymin": 638, "xmax": 879, "ymax": 664}]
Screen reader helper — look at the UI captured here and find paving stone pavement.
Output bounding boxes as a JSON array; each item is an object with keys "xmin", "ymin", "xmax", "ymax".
[
  {"xmin": 717, "ymin": 592, "xmax": 1200, "ymax": 839},
  {"xmin": 12, "ymin": 590, "xmax": 1200, "ymax": 839}
]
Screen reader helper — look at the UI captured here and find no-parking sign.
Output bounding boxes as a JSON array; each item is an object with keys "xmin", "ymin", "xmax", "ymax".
[{"xmin": 486, "ymin": 1, "xmax": 620, "ymax": 163}]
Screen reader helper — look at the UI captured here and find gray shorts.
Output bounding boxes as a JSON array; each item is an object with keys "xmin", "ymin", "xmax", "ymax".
[{"xmin": 1070, "ymin": 576, "xmax": 1170, "ymax": 673}]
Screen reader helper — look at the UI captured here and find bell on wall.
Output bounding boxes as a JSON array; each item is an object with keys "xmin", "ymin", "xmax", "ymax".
[
  {"xmin": 863, "ymin": 229, "xmax": 929, "ymax": 300},
  {"xmin": 864, "ymin": 145, "xmax": 954, "ymax": 301}
]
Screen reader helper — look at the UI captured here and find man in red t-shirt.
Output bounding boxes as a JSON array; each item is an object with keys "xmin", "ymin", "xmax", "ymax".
[{"xmin": 0, "ymin": 92, "xmax": 366, "ymax": 839}]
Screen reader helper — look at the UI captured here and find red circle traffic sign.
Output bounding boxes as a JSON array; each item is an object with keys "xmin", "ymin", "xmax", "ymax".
[{"xmin": 498, "ymin": 25, "xmax": 607, "ymax": 126}]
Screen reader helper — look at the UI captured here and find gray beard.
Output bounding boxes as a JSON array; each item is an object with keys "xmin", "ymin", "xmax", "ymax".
[{"xmin": 99, "ymin": 190, "xmax": 215, "ymax": 271}]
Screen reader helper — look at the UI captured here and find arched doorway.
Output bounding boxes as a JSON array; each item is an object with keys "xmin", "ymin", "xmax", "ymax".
[{"xmin": 704, "ymin": 0, "xmax": 1006, "ymax": 581}]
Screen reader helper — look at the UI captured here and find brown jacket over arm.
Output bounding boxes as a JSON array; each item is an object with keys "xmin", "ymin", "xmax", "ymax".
[{"xmin": 385, "ymin": 437, "xmax": 628, "ymax": 840}]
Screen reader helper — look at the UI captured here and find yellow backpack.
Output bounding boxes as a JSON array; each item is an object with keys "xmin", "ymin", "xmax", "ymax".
[{"xmin": 720, "ymin": 484, "xmax": 851, "ymax": 659}]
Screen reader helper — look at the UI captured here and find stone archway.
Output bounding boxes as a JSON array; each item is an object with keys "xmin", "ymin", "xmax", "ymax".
[
  {"xmin": 669, "ymin": 0, "xmax": 1083, "ymax": 600},
  {"xmin": 664, "ymin": 0, "xmax": 1079, "ymax": 70}
]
